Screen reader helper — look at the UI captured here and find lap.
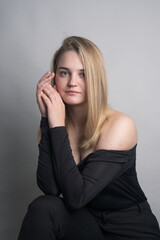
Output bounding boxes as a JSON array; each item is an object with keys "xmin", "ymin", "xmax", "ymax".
[{"xmin": 28, "ymin": 195, "xmax": 105, "ymax": 240}]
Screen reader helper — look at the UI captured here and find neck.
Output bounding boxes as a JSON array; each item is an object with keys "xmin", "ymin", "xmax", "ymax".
[{"xmin": 66, "ymin": 103, "xmax": 88, "ymax": 131}]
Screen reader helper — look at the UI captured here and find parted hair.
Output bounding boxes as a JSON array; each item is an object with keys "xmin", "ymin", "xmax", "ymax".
[{"xmin": 49, "ymin": 36, "xmax": 109, "ymax": 150}]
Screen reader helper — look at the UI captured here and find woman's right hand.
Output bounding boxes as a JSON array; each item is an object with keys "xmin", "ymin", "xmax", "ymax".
[{"xmin": 36, "ymin": 72, "xmax": 55, "ymax": 117}]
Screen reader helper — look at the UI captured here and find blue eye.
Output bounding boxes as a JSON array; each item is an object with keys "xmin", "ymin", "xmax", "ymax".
[{"xmin": 60, "ymin": 71, "xmax": 68, "ymax": 76}]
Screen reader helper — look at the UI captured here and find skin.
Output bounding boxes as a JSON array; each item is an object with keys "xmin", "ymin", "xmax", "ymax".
[{"xmin": 36, "ymin": 50, "xmax": 138, "ymax": 164}]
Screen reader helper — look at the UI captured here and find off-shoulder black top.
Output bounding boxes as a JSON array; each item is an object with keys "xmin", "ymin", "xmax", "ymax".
[{"xmin": 37, "ymin": 117, "xmax": 147, "ymax": 211}]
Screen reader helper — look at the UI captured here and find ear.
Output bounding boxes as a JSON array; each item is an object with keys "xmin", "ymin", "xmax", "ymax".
[{"xmin": 53, "ymin": 85, "xmax": 57, "ymax": 91}]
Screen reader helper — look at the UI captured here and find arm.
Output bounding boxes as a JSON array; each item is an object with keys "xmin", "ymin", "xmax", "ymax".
[
  {"xmin": 40, "ymin": 83, "xmax": 137, "ymax": 210},
  {"xmin": 49, "ymin": 126, "xmax": 136, "ymax": 210},
  {"xmin": 36, "ymin": 117, "xmax": 61, "ymax": 196},
  {"xmin": 36, "ymin": 72, "xmax": 61, "ymax": 195}
]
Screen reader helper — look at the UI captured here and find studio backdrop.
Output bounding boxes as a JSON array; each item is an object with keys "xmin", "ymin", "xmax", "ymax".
[{"xmin": 0, "ymin": 0, "xmax": 160, "ymax": 239}]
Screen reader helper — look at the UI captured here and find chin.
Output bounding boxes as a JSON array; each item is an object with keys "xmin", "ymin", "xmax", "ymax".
[
  {"xmin": 62, "ymin": 98, "xmax": 86, "ymax": 106},
  {"xmin": 64, "ymin": 101, "xmax": 83, "ymax": 106},
  {"xmin": 62, "ymin": 96, "xmax": 85, "ymax": 105}
]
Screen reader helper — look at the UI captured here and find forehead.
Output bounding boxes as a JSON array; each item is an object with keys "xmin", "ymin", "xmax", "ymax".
[{"xmin": 57, "ymin": 51, "xmax": 84, "ymax": 70}]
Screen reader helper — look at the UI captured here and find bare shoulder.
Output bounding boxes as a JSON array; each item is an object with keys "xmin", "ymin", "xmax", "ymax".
[{"xmin": 95, "ymin": 108, "xmax": 138, "ymax": 151}]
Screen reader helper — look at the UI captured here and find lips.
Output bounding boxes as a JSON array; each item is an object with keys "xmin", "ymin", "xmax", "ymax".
[{"xmin": 65, "ymin": 91, "xmax": 80, "ymax": 94}]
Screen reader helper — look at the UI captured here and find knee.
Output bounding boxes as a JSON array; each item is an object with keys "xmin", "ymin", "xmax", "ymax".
[{"xmin": 28, "ymin": 195, "xmax": 64, "ymax": 215}]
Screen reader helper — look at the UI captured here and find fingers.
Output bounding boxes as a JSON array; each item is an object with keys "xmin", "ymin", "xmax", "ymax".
[
  {"xmin": 36, "ymin": 72, "xmax": 55, "ymax": 99},
  {"xmin": 37, "ymin": 72, "xmax": 55, "ymax": 90},
  {"xmin": 39, "ymin": 72, "xmax": 54, "ymax": 84},
  {"xmin": 42, "ymin": 85, "xmax": 62, "ymax": 104},
  {"xmin": 41, "ymin": 91, "xmax": 51, "ymax": 106},
  {"xmin": 39, "ymin": 72, "xmax": 50, "ymax": 82}
]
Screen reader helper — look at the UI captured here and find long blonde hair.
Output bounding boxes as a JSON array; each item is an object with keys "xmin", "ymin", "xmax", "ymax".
[{"xmin": 49, "ymin": 36, "xmax": 109, "ymax": 150}]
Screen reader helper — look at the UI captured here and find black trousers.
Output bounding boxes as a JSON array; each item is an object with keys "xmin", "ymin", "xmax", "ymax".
[{"xmin": 18, "ymin": 195, "xmax": 160, "ymax": 240}]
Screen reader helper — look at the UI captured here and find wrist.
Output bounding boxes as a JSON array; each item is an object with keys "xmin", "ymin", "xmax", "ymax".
[
  {"xmin": 41, "ymin": 114, "xmax": 47, "ymax": 118},
  {"xmin": 49, "ymin": 122, "xmax": 65, "ymax": 128}
]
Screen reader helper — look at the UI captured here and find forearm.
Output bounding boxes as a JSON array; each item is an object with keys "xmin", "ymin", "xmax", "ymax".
[
  {"xmin": 50, "ymin": 127, "xmax": 133, "ymax": 210},
  {"xmin": 37, "ymin": 117, "xmax": 61, "ymax": 196}
]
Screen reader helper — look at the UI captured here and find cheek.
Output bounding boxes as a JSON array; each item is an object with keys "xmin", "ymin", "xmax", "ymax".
[
  {"xmin": 82, "ymin": 82, "xmax": 87, "ymax": 94},
  {"xmin": 55, "ymin": 79, "xmax": 66, "ymax": 99},
  {"xmin": 55, "ymin": 77, "xmax": 63, "ymax": 89}
]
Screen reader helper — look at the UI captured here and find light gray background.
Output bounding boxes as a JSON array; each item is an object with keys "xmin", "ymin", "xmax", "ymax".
[{"xmin": 0, "ymin": 0, "xmax": 160, "ymax": 239}]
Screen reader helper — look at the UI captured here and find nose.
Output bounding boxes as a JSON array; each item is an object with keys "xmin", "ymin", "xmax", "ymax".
[{"xmin": 67, "ymin": 73, "xmax": 78, "ymax": 87}]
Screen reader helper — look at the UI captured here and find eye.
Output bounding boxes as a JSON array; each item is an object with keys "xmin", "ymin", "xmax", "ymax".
[
  {"xmin": 60, "ymin": 71, "xmax": 68, "ymax": 76},
  {"xmin": 80, "ymin": 72, "xmax": 85, "ymax": 79}
]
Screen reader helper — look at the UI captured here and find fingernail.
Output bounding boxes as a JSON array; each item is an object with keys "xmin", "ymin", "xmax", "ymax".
[{"xmin": 45, "ymin": 83, "xmax": 48, "ymax": 85}]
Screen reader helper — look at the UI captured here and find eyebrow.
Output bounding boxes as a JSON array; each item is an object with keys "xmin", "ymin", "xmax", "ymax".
[{"xmin": 57, "ymin": 67, "xmax": 84, "ymax": 71}]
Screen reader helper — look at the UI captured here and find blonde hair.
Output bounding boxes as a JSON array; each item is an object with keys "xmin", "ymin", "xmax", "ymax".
[{"xmin": 39, "ymin": 36, "xmax": 109, "ymax": 150}]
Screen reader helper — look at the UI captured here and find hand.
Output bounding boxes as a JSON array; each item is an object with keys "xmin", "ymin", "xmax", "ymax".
[
  {"xmin": 36, "ymin": 72, "xmax": 54, "ymax": 117},
  {"xmin": 41, "ymin": 80, "xmax": 65, "ymax": 128}
]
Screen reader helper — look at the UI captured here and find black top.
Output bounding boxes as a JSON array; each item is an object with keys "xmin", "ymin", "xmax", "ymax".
[{"xmin": 37, "ymin": 117, "xmax": 147, "ymax": 211}]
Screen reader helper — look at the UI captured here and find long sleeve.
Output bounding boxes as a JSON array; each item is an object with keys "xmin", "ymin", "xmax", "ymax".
[
  {"xmin": 49, "ymin": 126, "xmax": 136, "ymax": 210},
  {"xmin": 36, "ymin": 117, "xmax": 61, "ymax": 196}
]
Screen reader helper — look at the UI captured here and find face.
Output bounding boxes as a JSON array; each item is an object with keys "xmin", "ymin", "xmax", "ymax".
[{"xmin": 55, "ymin": 51, "xmax": 87, "ymax": 106}]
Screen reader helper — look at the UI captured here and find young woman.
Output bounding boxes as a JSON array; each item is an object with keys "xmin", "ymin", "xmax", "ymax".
[{"xmin": 18, "ymin": 36, "xmax": 160, "ymax": 239}]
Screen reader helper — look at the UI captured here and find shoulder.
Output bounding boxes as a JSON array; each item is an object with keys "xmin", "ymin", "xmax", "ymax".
[{"xmin": 95, "ymin": 108, "xmax": 138, "ymax": 151}]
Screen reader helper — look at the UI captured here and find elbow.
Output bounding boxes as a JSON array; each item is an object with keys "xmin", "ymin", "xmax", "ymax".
[
  {"xmin": 61, "ymin": 188, "xmax": 87, "ymax": 210},
  {"xmin": 64, "ymin": 198, "xmax": 85, "ymax": 211},
  {"xmin": 37, "ymin": 177, "xmax": 61, "ymax": 196},
  {"xmin": 65, "ymin": 202, "xmax": 82, "ymax": 211}
]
